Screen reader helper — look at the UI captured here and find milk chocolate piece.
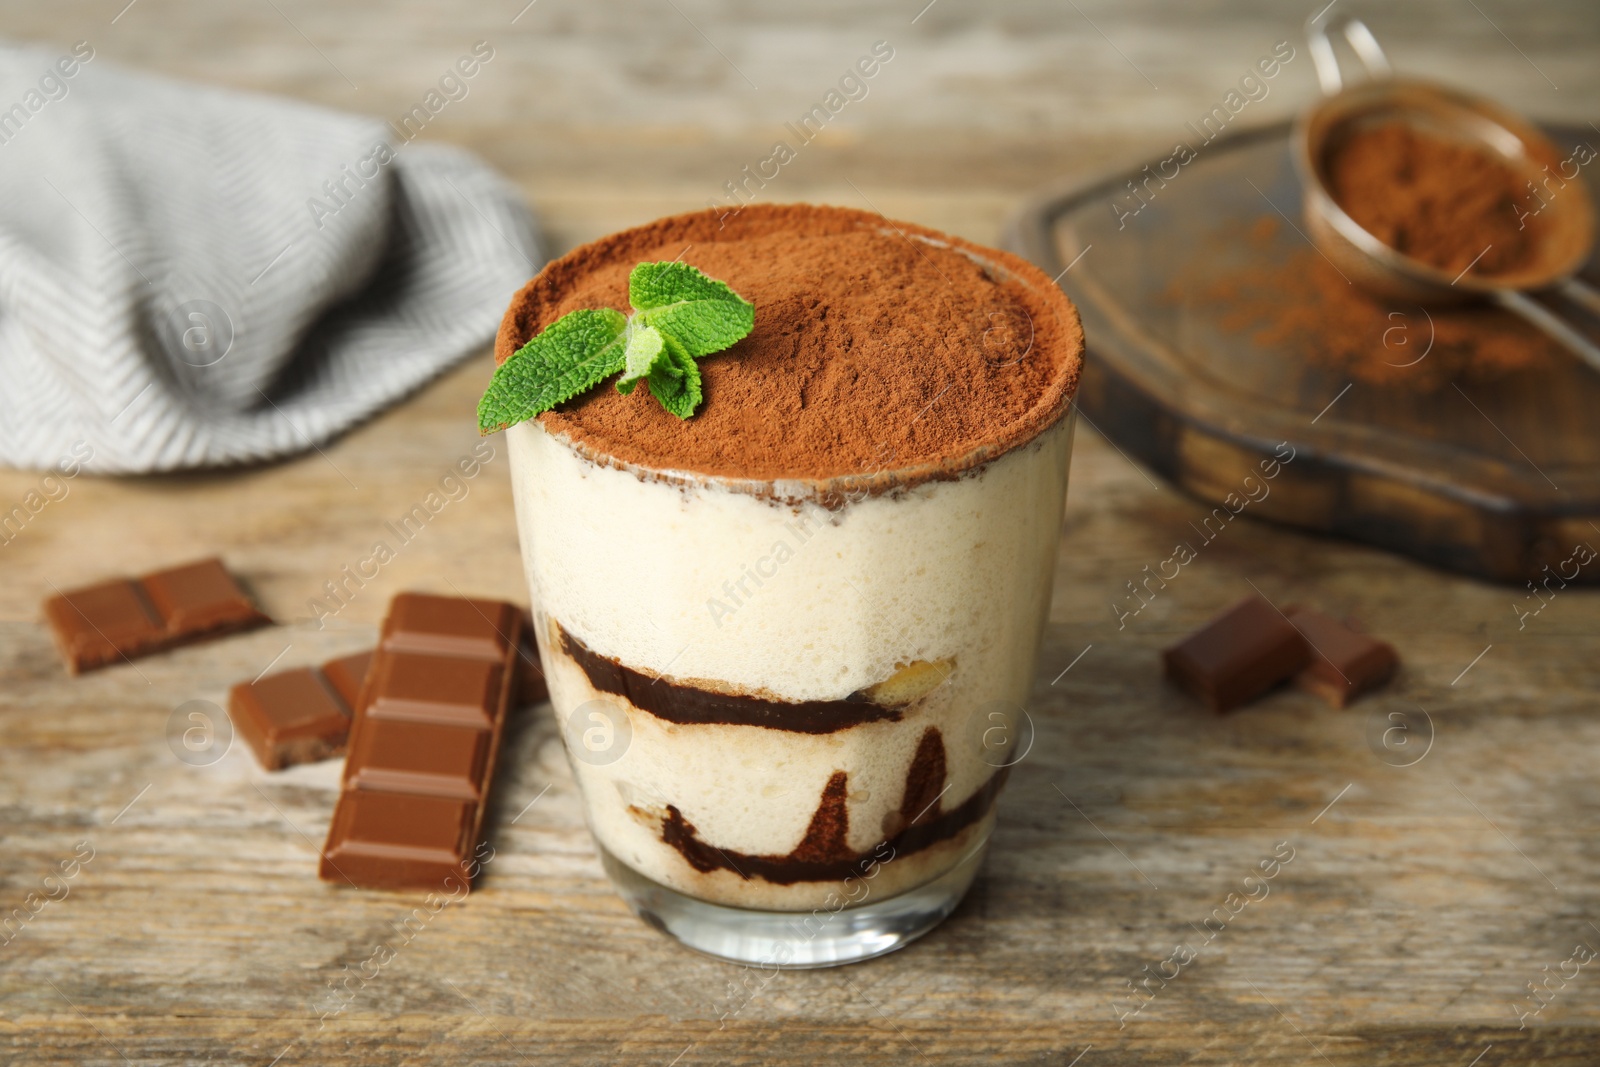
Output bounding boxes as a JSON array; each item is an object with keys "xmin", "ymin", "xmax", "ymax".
[
  {"xmin": 1163, "ymin": 595, "xmax": 1310, "ymax": 712},
  {"xmin": 44, "ymin": 557, "xmax": 270, "ymax": 673},
  {"xmin": 228, "ymin": 650, "xmax": 372, "ymax": 770},
  {"xmin": 345, "ymin": 718, "xmax": 493, "ymax": 800},
  {"xmin": 381, "ymin": 594, "xmax": 519, "ymax": 660},
  {"xmin": 44, "ymin": 580, "xmax": 163, "ymax": 670},
  {"xmin": 321, "ymin": 650, "xmax": 373, "ymax": 711},
  {"xmin": 323, "ymin": 791, "xmax": 478, "ymax": 890},
  {"xmin": 1288, "ymin": 607, "xmax": 1398, "ymax": 707},
  {"xmin": 364, "ymin": 652, "xmax": 504, "ymax": 726},
  {"xmin": 143, "ymin": 559, "xmax": 262, "ymax": 632},
  {"xmin": 320, "ymin": 593, "xmax": 521, "ymax": 892}
]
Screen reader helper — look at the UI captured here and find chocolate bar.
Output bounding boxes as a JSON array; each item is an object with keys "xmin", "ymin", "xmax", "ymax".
[
  {"xmin": 1163, "ymin": 594, "xmax": 1310, "ymax": 712},
  {"xmin": 320, "ymin": 592, "xmax": 522, "ymax": 891},
  {"xmin": 233, "ymin": 613, "xmax": 543, "ymax": 774},
  {"xmin": 1288, "ymin": 607, "xmax": 1398, "ymax": 708},
  {"xmin": 228, "ymin": 650, "xmax": 372, "ymax": 770},
  {"xmin": 44, "ymin": 557, "xmax": 270, "ymax": 673}
]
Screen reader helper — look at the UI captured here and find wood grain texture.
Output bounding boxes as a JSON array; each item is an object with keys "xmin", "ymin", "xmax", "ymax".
[
  {"xmin": 2, "ymin": 1, "xmax": 1599, "ymax": 1064},
  {"xmin": 1007, "ymin": 121, "xmax": 1600, "ymax": 585}
]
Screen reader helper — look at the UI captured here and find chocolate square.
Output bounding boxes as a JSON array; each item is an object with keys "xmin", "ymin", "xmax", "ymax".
[
  {"xmin": 344, "ymin": 719, "xmax": 493, "ymax": 800},
  {"xmin": 365, "ymin": 652, "xmax": 505, "ymax": 727},
  {"xmin": 143, "ymin": 557, "xmax": 269, "ymax": 632},
  {"xmin": 43, "ymin": 579, "xmax": 164, "ymax": 671},
  {"xmin": 229, "ymin": 668, "xmax": 352, "ymax": 771},
  {"xmin": 320, "ymin": 790, "xmax": 475, "ymax": 890},
  {"xmin": 322, "ymin": 651, "xmax": 373, "ymax": 711},
  {"xmin": 1163, "ymin": 594, "xmax": 1310, "ymax": 712},
  {"xmin": 1288, "ymin": 607, "xmax": 1399, "ymax": 707},
  {"xmin": 382, "ymin": 593, "xmax": 518, "ymax": 660}
]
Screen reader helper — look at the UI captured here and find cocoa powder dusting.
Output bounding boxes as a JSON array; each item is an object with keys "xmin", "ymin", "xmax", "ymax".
[
  {"xmin": 496, "ymin": 204, "xmax": 1083, "ymax": 482},
  {"xmin": 1327, "ymin": 123, "xmax": 1540, "ymax": 276},
  {"xmin": 1174, "ymin": 216, "xmax": 1557, "ymax": 390}
]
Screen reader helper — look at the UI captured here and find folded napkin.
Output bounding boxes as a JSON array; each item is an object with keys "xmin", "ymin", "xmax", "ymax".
[{"xmin": 0, "ymin": 41, "xmax": 541, "ymax": 473}]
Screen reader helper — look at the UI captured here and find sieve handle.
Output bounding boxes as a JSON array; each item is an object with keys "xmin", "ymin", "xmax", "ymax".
[
  {"xmin": 1557, "ymin": 277, "xmax": 1600, "ymax": 320},
  {"xmin": 1307, "ymin": 13, "xmax": 1392, "ymax": 96},
  {"xmin": 1495, "ymin": 289, "xmax": 1600, "ymax": 375}
]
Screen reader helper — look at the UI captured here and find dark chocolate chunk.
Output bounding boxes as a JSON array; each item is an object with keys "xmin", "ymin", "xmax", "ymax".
[
  {"xmin": 44, "ymin": 557, "xmax": 270, "ymax": 674},
  {"xmin": 1163, "ymin": 595, "xmax": 1310, "ymax": 712},
  {"xmin": 321, "ymin": 592, "xmax": 522, "ymax": 892},
  {"xmin": 228, "ymin": 649, "xmax": 372, "ymax": 771},
  {"xmin": 1288, "ymin": 607, "xmax": 1399, "ymax": 707}
]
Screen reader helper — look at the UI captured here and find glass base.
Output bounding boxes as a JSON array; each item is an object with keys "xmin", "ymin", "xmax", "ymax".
[{"xmin": 599, "ymin": 840, "xmax": 987, "ymax": 968}]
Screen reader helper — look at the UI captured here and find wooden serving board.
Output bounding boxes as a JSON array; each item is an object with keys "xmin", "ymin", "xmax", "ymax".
[{"xmin": 1005, "ymin": 121, "xmax": 1600, "ymax": 586}]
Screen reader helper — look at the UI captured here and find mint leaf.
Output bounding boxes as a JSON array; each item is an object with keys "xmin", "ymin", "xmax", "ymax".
[
  {"xmin": 646, "ymin": 334, "xmax": 703, "ymax": 419},
  {"xmin": 616, "ymin": 324, "xmax": 666, "ymax": 396},
  {"xmin": 630, "ymin": 261, "xmax": 755, "ymax": 358},
  {"xmin": 476, "ymin": 261, "xmax": 752, "ymax": 433},
  {"xmin": 629, "ymin": 260, "xmax": 743, "ymax": 310},
  {"xmin": 476, "ymin": 308, "xmax": 628, "ymax": 433}
]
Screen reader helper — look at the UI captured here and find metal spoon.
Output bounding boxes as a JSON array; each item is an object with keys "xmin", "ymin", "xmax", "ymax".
[{"xmin": 1292, "ymin": 12, "xmax": 1600, "ymax": 372}]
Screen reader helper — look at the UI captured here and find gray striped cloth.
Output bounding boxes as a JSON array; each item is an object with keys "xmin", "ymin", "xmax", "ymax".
[{"xmin": 0, "ymin": 41, "xmax": 541, "ymax": 473}]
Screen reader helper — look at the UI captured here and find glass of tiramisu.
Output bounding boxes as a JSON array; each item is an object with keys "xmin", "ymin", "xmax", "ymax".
[{"xmin": 495, "ymin": 204, "xmax": 1082, "ymax": 966}]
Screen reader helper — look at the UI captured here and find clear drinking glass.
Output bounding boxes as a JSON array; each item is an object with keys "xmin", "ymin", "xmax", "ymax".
[
  {"xmin": 504, "ymin": 226, "xmax": 1080, "ymax": 967},
  {"xmin": 506, "ymin": 398, "xmax": 1076, "ymax": 967}
]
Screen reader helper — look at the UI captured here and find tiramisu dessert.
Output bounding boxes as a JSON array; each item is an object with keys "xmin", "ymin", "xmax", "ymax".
[{"xmin": 487, "ymin": 204, "xmax": 1082, "ymax": 962}]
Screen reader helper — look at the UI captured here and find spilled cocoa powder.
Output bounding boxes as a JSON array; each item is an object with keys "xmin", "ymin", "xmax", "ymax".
[
  {"xmin": 1174, "ymin": 216, "xmax": 1558, "ymax": 390},
  {"xmin": 495, "ymin": 204, "xmax": 1083, "ymax": 482},
  {"xmin": 1326, "ymin": 122, "xmax": 1541, "ymax": 276}
]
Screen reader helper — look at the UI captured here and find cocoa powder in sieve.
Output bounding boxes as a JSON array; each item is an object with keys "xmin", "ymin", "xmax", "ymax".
[
  {"xmin": 495, "ymin": 204, "xmax": 1083, "ymax": 483},
  {"xmin": 1326, "ymin": 122, "xmax": 1540, "ymax": 276}
]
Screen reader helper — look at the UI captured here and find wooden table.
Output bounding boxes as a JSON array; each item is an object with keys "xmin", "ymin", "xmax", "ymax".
[{"xmin": 3, "ymin": 2, "xmax": 1598, "ymax": 1063}]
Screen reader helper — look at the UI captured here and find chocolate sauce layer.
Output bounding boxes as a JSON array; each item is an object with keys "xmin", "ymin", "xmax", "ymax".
[
  {"xmin": 652, "ymin": 727, "xmax": 1006, "ymax": 885},
  {"xmin": 558, "ymin": 624, "xmax": 905, "ymax": 734}
]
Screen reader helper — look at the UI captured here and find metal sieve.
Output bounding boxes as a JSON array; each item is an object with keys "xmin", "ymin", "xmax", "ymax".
[{"xmin": 1292, "ymin": 12, "xmax": 1600, "ymax": 372}]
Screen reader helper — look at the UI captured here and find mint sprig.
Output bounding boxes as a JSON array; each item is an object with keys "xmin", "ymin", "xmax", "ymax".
[{"xmin": 478, "ymin": 262, "xmax": 753, "ymax": 433}]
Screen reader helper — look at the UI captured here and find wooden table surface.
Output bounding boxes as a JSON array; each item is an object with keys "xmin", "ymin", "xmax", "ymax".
[{"xmin": 3, "ymin": 2, "xmax": 1599, "ymax": 1064}]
